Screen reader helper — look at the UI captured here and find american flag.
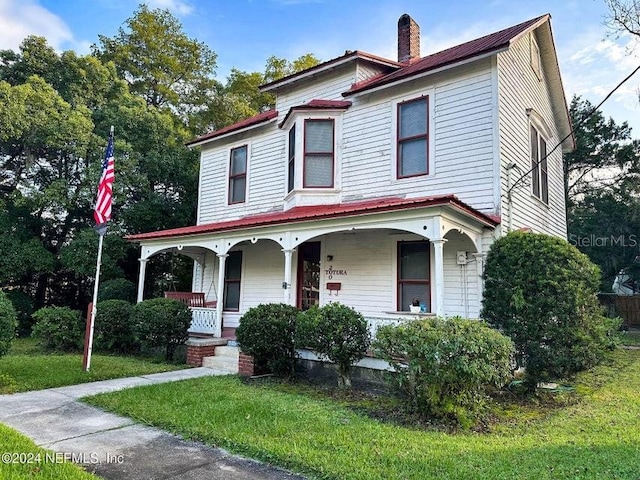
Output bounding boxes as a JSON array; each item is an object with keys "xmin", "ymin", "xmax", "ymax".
[{"xmin": 94, "ymin": 130, "xmax": 115, "ymax": 227}]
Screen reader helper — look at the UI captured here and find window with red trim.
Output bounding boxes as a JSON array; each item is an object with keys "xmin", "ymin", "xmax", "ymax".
[
  {"xmin": 303, "ymin": 119, "xmax": 334, "ymax": 188},
  {"xmin": 223, "ymin": 251, "xmax": 242, "ymax": 311},
  {"xmin": 397, "ymin": 97, "xmax": 428, "ymax": 178},
  {"xmin": 229, "ymin": 145, "xmax": 247, "ymax": 204},
  {"xmin": 530, "ymin": 125, "xmax": 548, "ymax": 204},
  {"xmin": 397, "ymin": 241, "xmax": 430, "ymax": 311}
]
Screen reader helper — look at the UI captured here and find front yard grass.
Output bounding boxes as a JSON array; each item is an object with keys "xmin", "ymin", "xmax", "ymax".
[
  {"xmin": 0, "ymin": 423, "xmax": 97, "ymax": 480},
  {"xmin": 85, "ymin": 349, "xmax": 640, "ymax": 480},
  {"xmin": 0, "ymin": 338, "xmax": 187, "ymax": 393},
  {"xmin": 618, "ymin": 329, "xmax": 640, "ymax": 347}
]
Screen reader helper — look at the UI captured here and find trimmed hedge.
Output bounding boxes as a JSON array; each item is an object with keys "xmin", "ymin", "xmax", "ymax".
[
  {"xmin": 95, "ymin": 300, "xmax": 138, "ymax": 354},
  {"xmin": 297, "ymin": 302, "xmax": 370, "ymax": 388},
  {"xmin": 32, "ymin": 306, "xmax": 83, "ymax": 352},
  {"xmin": 374, "ymin": 317, "xmax": 514, "ymax": 427},
  {"xmin": 98, "ymin": 278, "xmax": 137, "ymax": 303},
  {"xmin": 6, "ymin": 290, "xmax": 34, "ymax": 337},
  {"xmin": 482, "ymin": 231, "xmax": 620, "ymax": 390},
  {"xmin": 132, "ymin": 298, "xmax": 191, "ymax": 361},
  {"xmin": 236, "ymin": 303, "xmax": 300, "ymax": 377}
]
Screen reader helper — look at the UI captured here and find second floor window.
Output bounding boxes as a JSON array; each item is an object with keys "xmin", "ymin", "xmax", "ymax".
[
  {"xmin": 304, "ymin": 119, "xmax": 334, "ymax": 188},
  {"xmin": 288, "ymin": 125, "xmax": 296, "ymax": 192},
  {"xmin": 397, "ymin": 97, "xmax": 428, "ymax": 178},
  {"xmin": 229, "ymin": 145, "xmax": 247, "ymax": 204},
  {"xmin": 530, "ymin": 125, "xmax": 548, "ymax": 204}
]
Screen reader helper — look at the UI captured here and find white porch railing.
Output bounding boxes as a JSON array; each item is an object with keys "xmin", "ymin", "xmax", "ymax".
[
  {"xmin": 366, "ymin": 316, "xmax": 413, "ymax": 339},
  {"xmin": 189, "ymin": 307, "xmax": 217, "ymax": 335}
]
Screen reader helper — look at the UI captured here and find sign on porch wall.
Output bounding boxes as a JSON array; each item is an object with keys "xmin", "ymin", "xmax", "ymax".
[{"xmin": 325, "ymin": 265, "xmax": 347, "ymax": 280}]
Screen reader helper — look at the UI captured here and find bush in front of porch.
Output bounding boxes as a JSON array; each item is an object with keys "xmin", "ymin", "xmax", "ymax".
[
  {"xmin": 132, "ymin": 298, "xmax": 191, "ymax": 361},
  {"xmin": 297, "ymin": 302, "xmax": 371, "ymax": 389},
  {"xmin": 374, "ymin": 317, "xmax": 514, "ymax": 427},
  {"xmin": 236, "ymin": 303, "xmax": 300, "ymax": 378}
]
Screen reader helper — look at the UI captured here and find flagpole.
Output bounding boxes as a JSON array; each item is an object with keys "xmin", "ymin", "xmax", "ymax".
[
  {"xmin": 83, "ymin": 125, "xmax": 114, "ymax": 372},
  {"xmin": 84, "ymin": 229, "xmax": 105, "ymax": 372}
]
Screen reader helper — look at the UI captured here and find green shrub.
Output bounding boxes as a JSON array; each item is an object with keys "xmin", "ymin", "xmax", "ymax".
[
  {"xmin": 297, "ymin": 303, "xmax": 371, "ymax": 388},
  {"xmin": 374, "ymin": 317, "xmax": 514, "ymax": 427},
  {"xmin": 482, "ymin": 231, "xmax": 620, "ymax": 390},
  {"xmin": 95, "ymin": 300, "xmax": 138, "ymax": 354},
  {"xmin": 32, "ymin": 306, "xmax": 83, "ymax": 352},
  {"xmin": 98, "ymin": 278, "xmax": 137, "ymax": 303},
  {"xmin": 6, "ymin": 290, "xmax": 35, "ymax": 337},
  {"xmin": 132, "ymin": 298, "xmax": 191, "ymax": 361},
  {"xmin": 236, "ymin": 303, "xmax": 300, "ymax": 377},
  {"xmin": 0, "ymin": 291, "xmax": 18, "ymax": 357}
]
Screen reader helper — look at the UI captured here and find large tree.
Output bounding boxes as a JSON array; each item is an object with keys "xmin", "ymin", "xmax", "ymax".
[{"xmin": 93, "ymin": 4, "xmax": 218, "ymax": 113}]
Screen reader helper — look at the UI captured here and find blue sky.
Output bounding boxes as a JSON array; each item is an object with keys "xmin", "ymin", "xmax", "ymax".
[{"xmin": 1, "ymin": 0, "xmax": 639, "ymax": 135}]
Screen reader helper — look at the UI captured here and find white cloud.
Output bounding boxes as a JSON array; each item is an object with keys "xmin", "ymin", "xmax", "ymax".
[
  {"xmin": 145, "ymin": 0, "xmax": 194, "ymax": 15},
  {"xmin": 0, "ymin": 0, "xmax": 73, "ymax": 51}
]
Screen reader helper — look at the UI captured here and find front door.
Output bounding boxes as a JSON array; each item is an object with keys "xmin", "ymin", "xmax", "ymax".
[{"xmin": 297, "ymin": 242, "xmax": 321, "ymax": 310}]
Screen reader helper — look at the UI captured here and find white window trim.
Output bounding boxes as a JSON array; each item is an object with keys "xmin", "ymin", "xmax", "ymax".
[
  {"xmin": 527, "ymin": 114, "xmax": 550, "ymax": 206},
  {"xmin": 225, "ymin": 142, "xmax": 251, "ymax": 206},
  {"xmin": 390, "ymin": 90, "xmax": 435, "ymax": 182}
]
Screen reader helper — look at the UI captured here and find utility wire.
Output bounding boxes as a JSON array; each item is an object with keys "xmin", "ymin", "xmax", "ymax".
[{"xmin": 506, "ymin": 64, "xmax": 640, "ymax": 196}]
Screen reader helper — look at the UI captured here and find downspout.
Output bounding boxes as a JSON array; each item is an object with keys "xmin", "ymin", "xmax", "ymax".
[{"xmin": 506, "ymin": 162, "xmax": 516, "ymax": 233}]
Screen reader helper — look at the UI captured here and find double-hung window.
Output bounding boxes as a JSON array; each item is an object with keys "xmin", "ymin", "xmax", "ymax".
[
  {"xmin": 229, "ymin": 145, "xmax": 247, "ymax": 204},
  {"xmin": 398, "ymin": 241, "xmax": 430, "ymax": 312},
  {"xmin": 303, "ymin": 119, "xmax": 334, "ymax": 188},
  {"xmin": 288, "ymin": 125, "xmax": 296, "ymax": 192},
  {"xmin": 530, "ymin": 125, "xmax": 548, "ymax": 204},
  {"xmin": 223, "ymin": 251, "xmax": 242, "ymax": 311},
  {"xmin": 397, "ymin": 97, "xmax": 428, "ymax": 178}
]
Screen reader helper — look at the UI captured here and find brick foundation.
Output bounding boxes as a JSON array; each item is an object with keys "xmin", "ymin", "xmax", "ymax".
[
  {"xmin": 238, "ymin": 352, "xmax": 255, "ymax": 376},
  {"xmin": 186, "ymin": 338, "xmax": 227, "ymax": 367}
]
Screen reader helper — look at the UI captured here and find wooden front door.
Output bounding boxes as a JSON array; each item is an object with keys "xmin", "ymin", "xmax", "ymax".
[{"xmin": 297, "ymin": 242, "xmax": 321, "ymax": 310}]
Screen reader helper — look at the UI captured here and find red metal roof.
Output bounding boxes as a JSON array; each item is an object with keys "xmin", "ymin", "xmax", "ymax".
[
  {"xmin": 259, "ymin": 50, "xmax": 402, "ymax": 93},
  {"xmin": 346, "ymin": 14, "xmax": 548, "ymax": 95},
  {"xmin": 127, "ymin": 195, "xmax": 500, "ymax": 241},
  {"xmin": 279, "ymin": 99, "xmax": 352, "ymax": 127},
  {"xmin": 186, "ymin": 109, "xmax": 278, "ymax": 146}
]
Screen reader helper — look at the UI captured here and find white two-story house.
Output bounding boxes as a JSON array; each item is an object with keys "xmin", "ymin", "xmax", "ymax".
[{"xmin": 128, "ymin": 13, "xmax": 573, "ymax": 339}]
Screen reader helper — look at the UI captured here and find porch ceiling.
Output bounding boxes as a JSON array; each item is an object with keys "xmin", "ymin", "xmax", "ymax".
[{"xmin": 127, "ymin": 195, "xmax": 500, "ymax": 243}]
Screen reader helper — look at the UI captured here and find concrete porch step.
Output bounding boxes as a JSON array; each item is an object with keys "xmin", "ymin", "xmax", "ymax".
[{"xmin": 201, "ymin": 346, "xmax": 239, "ymax": 373}]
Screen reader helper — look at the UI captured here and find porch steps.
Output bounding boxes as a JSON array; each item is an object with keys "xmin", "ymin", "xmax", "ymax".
[{"xmin": 202, "ymin": 345, "xmax": 239, "ymax": 374}]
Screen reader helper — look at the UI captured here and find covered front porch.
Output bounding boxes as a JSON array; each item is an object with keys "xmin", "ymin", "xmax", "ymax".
[{"xmin": 129, "ymin": 196, "xmax": 499, "ymax": 339}]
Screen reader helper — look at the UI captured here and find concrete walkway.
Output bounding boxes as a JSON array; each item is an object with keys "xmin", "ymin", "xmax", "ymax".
[{"xmin": 0, "ymin": 368, "xmax": 304, "ymax": 480}]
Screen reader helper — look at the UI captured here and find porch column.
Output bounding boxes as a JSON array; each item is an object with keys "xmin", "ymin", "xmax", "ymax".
[
  {"xmin": 432, "ymin": 239, "xmax": 447, "ymax": 317},
  {"xmin": 136, "ymin": 258, "xmax": 148, "ymax": 303},
  {"xmin": 473, "ymin": 253, "xmax": 485, "ymax": 313},
  {"xmin": 215, "ymin": 253, "xmax": 228, "ymax": 338},
  {"xmin": 282, "ymin": 248, "xmax": 295, "ymax": 305}
]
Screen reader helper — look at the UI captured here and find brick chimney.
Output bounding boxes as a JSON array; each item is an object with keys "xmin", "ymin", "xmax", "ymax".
[{"xmin": 397, "ymin": 14, "xmax": 420, "ymax": 63}]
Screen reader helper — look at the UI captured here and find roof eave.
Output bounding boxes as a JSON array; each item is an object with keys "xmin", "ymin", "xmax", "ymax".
[{"xmin": 186, "ymin": 117, "xmax": 278, "ymax": 148}]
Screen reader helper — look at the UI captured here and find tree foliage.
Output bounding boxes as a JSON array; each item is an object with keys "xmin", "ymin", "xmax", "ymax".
[
  {"xmin": 0, "ymin": 291, "xmax": 17, "ymax": 357},
  {"xmin": 482, "ymin": 232, "xmax": 619, "ymax": 390}
]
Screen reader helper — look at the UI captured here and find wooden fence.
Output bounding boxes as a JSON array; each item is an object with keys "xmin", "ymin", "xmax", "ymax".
[{"xmin": 598, "ymin": 294, "xmax": 640, "ymax": 327}]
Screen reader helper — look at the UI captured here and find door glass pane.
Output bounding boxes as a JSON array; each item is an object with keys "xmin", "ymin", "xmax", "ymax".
[
  {"xmin": 224, "ymin": 282, "xmax": 240, "ymax": 310},
  {"xmin": 399, "ymin": 99, "xmax": 427, "ymax": 138},
  {"xmin": 399, "ymin": 138, "xmax": 427, "ymax": 176},
  {"xmin": 299, "ymin": 242, "xmax": 321, "ymax": 311},
  {"xmin": 304, "ymin": 155, "xmax": 333, "ymax": 187},
  {"xmin": 305, "ymin": 121, "xmax": 333, "ymax": 153},
  {"xmin": 400, "ymin": 242, "xmax": 429, "ymax": 279}
]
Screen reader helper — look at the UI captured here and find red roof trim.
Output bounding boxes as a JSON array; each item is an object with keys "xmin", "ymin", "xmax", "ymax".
[
  {"xmin": 127, "ymin": 195, "xmax": 499, "ymax": 241},
  {"xmin": 259, "ymin": 50, "xmax": 401, "ymax": 92},
  {"xmin": 278, "ymin": 99, "xmax": 352, "ymax": 128},
  {"xmin": 345, "ymin": 14, "xmax": 548, "ymax": 96},
  {"xmin": 186, "ymin": 109, "xmax": 278, "ymax": 146}
]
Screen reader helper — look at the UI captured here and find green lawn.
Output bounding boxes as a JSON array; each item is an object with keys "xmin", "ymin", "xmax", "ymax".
[
  {"xmin": 85, "ymin": 349, "xmax": 640, "ymax": 480},
  {"xmin": 0, "ymin": 424, "xmax": 97, "ymax": 480},
  {"xmin": 0, "ymin": 337, "xmax": 188, "ymax": 393}
]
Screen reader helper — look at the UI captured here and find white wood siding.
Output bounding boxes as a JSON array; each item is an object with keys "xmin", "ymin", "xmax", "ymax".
[
  {"xmin": 341, "ymin": 59, "xmax": 497, "ymax": 213},
  {"xmin": 497, "ymin": 31, "xmax": 567, "ymax": 237}
]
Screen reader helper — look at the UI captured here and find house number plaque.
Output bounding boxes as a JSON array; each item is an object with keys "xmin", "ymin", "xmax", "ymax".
[{"xmin": 325, "ymin": 266, "xmax": 347, "ymax": 280}]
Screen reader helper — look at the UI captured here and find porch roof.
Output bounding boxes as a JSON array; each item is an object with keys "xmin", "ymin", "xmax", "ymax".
[{"xmin": 127, "ymin": 195, "xmax": 500, "ymax": 242}]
